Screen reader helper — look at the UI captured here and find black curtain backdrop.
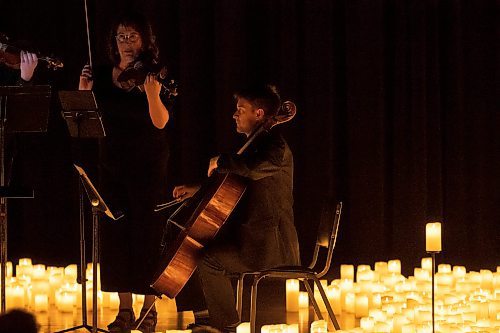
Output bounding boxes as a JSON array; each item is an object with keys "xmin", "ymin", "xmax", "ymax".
[{"xmin": 1, "ymin": 0, "xmax": 498, "ymax": 277}]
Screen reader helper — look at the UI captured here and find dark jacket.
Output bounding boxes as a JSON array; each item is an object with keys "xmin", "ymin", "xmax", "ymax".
[{"xmin": 215, "ymin": 129, "xmax": 300, "ymax": 269}]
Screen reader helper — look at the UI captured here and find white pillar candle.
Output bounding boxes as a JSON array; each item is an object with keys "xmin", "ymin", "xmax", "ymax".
[
  {"xmin": 375, "ymin": 262, "xmax": 388, "ymax": 274},
  {"xmin": 372, "ymin": 322, "xmax": 391, "ymax": 333},
  {"xmin": 33, "ymin": 294, "xmax": 49, "ymax": 312},
  {"xmin": 414, "ymin": 268, "xmax": 430, "ymax": 281},
  {"xmin": 393, "ymin": 314, "xmax": 410, "ymax": 333},
  {"xmin": 359, "ymin": 317, "xmax": 375, "ymax": 331},
  {"xmin": 340, "ymin": 264, "xmax": 354, "ymax": 280},
  {"xmin": 298, "ymin": 291, "xmax": 309, "ymax": 309},
  {"xmin": 286, "ymin": 324, "xmax": 299, "ymax": 333},
  {"xmin": 401, "ymin": 324, "xmax": 416, "ymax": 333},
  {"xmin": 236, "ymin": 324, "xmax": 250, "ymax": 333},
  {"xmin": 421, "ymin": 258, "xmax": 433, "ymax": 271},
  {"xmin": 388, "ymin": 260, "xmax": 402, "ymax": 274},
  {"xmin": 64, "ymin": 264, "xmax": 78, "ymax": 282},
  {"xmin": 285, "ymin": 279, "xmax": 299, "ymax": 312},
  {"xmin": 310, "ymin": 320, "xmax": 327, "ymax": 333},
  {"xmin": 452, "ymin": 266, "xmax": 466, "ymax": 280},
  {"xmin": 326, "ymin": 285, "xmax": 341, "ymax": 313},
  {"xmin": 31, "ymin": 264, "xmax": 46, "ymax": 279},
  {"xmin": 57, "ymin": 290, "xmax": 76, "ymax": 312},
  {"xmin": 344, "ymin": 292, "xmax": 355, "ymax": 313},
  {"xmin": 425, "ymin": 222, "xmax": 442, "ymax": 252},
  {"xmin": 6, "ymin": 285, "xmax": 25, "ymax": 309},
  {"xmin": 437, "ymin": 264, "xmax": 451, "ymax": 273},
  {"xmin": 354, "ymin": 293, "xmax": 369, "ymax": 318},
  {"xmin": 480, "ymin": 269, "xmax": 493, "ymax": 290}
]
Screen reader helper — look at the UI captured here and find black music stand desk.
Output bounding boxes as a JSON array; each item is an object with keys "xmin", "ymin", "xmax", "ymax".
[{"xmin": 0, "ymin": 85, "xmax": 51, "ymax": 313}]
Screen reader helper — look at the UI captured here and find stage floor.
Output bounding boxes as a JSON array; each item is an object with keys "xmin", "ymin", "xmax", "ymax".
[{"xmin": 33, "ymin": 283, "xmax": 356, "ymax": 332}]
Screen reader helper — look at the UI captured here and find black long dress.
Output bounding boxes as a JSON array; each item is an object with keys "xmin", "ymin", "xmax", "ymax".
[{"xmin": 93, "ymin": 66, "xmax": 169, "ymax": 294}]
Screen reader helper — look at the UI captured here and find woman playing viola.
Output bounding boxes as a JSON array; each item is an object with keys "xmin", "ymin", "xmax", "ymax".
[{"xmin": 79, "ymin": 11, "xmax": 170, "ymax": 333}]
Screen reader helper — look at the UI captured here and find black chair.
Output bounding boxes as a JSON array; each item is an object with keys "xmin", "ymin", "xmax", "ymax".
[{"xmin": 235, "ymin": 201, "xmax": 343, "ymax": 333}]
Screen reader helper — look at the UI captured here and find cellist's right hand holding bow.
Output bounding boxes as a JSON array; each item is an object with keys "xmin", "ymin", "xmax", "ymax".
[
  {"xmin": 79, "ymin": 64, "xmax": 93, "ymax": 90},
  {"xmin": 173, "ymin": 185, "xmax": 201, "ymax": 201}
]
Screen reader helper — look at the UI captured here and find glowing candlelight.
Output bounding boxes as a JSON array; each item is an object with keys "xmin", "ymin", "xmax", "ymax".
[
  {"xmin": 286, "ymin": 279, "xmax": 299, "ymax": 312},
  {"xmin": 33, "ymin": 294, "xmax": 49, "ymax": 312},
  {"xmin": 310, "ymin": 320, "xmax": 327, "ymax": 333},
  {"xmin": 236, "ymin": 322, "xmax": 250, "ymax": 333},
  {"xmin": 298, "ymin": 291, "xmax": 309, "ymax": 309},
  {"xmin": 388, "ymin": 260, "xmax": 402, "ymax": 274},
  {"xmin": 340, "ymin": 264, "xmax": 354, "ymax": 280},
  {"xmin": 354, "ymin": 293, "xmax": 369, "ymax": 317},
  {"xmin": 426, "ymin": 222, "xmax": 442, "ymax": 252}
]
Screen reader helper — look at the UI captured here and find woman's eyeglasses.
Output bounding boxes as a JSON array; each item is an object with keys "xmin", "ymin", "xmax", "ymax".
[{"xmin": 115, "ymin": 33, "xmax": 140, "ymax": 43}]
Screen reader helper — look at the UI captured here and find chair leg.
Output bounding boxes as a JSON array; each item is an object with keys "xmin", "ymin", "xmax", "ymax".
[
  {"xmin": 249, "ymin": 275, "xmax": 260, "ymax": 333},
  {"xmin": 303, "ymin": 279, "xmax": 324, "ymax": 321},
  {"xmin": 312, "ymin": 277, "xmax": 341, "ymax": 330},
  {"xmin": 236, "ymin": 275, "xmax": 245, "ymax": 321}
]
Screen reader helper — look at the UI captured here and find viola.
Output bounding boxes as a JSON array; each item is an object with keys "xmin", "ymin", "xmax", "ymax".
[
  {"xmin": 0, "ymin": 33, "xmax": 63, "ymax": 70},
  {"xmin": 117, "ymin": 60, "xmax": 178, "ymax": 100}
]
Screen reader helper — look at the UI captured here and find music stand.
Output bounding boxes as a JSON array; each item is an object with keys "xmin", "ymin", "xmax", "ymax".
[
  {"xmin": 57, "ymin": 91, "xmax": 108, "ymax": 333},
  {"xmin": 0, "ymin": 85, "xmax": 51, "ymax": 313}
]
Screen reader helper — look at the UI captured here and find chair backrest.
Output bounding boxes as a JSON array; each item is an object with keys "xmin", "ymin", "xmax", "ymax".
[{"xmin": 308, "ymin": 200, "xmax": 343, "ymax": 278}]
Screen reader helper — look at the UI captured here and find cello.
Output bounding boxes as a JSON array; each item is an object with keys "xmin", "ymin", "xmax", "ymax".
[{"xmin": 151, "ymin": 101, "xmax": 296, "ymax": 298}]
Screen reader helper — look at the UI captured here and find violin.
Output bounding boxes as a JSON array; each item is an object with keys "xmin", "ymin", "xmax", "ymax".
[
  {"xmin": 116, "ymin": 60, "xmax": 178, "ymax": 100},
  {"xmin": 0, "ymin": 33, "xmax": 63, "ymax": 70}
]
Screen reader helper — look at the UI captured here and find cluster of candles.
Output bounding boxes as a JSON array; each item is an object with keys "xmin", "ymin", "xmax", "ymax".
[
  {"xmin": 276, "ymin": 260, "xmax": 499, "ymax": 333},
  {"xmin": 2, "ymin": 259, "xmax": 123, "ymax": 313}
]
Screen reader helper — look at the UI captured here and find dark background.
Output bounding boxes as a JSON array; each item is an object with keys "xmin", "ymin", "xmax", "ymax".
[{"xmin": 1, "ymin": 0, "xmax": 498, "ymax": 277}]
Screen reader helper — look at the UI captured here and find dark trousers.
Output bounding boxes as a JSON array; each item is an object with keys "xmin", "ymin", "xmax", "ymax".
[{"xmin": 176, "ymin": 242, "xmax": 251, "ymax": 330}]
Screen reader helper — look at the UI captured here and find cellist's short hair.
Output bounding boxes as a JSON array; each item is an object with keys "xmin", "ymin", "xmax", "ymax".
[
  {"xmin": 0, "ymin": 309, "xmax": 39, "ymax": 333},
  {"xmin": 108, "ymin": 10, "xmax": 159, "ymax": 66},
  {"xmin": 234, "ymin": 84, "xmax": 281, "ymax": 116}
]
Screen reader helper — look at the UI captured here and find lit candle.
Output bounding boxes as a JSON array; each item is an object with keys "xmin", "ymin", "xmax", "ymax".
[
  {"xmin": 298, "ymin": 291, "xmax": 309, "ymax": 309},
  {"xmin": 287, "ymin": 324, "xmax": 299, "ymax": 333},
  {"xmin": 372, "ymin": 322, "xmax": 391, "ymax": 333},
  {"xmin": 437, "ymin": 264, "xmax": 451, "ymax": 273},
  {"xmin": 375, "ymin": 262, "xmax": 388, "ymax": 274},
  {"xmin": 236, "ymin": 322, "xmax": 250, "ymax": 333},
  {"xmin": 327, "ymin": 285, "xmax": 341, "ymax": 313},
  {"xmin": 354, "ymin": 293, "xmax": 369, "ymax": 318},
  {"xmin": 32, "ymin": 264, "xmax": 46, "ymax": 280},
  {"xmin": 393, "ymin": 314, "xmax": 410, "ymax": 333},
  {"xmin": 359, "ymin": 317, "xmax": 375, "ymax": 331},
  {"xmin": 286, "ymin": 279, "xmax": 299, "ymax": 312},
  {"xmin": 344, "ymin": 292, "xmax": 355, "ymax": 313},
  {"xmin": 480, "ymin": 269, "xmax": 493, "ymax": 290},
  {"xmin": 310, "ymin": 320, "xmax": 327, "ymax": 333},
  {"xmin": 421, "ymin": 258, "xmax": 432, "ymax": 271},
  {"xmin": 64, "ymin": 264, "xmax": 78, "ymax": 282},
  {"xmin": 57, "ymin": 290, "xmax": 76, "ymax": 312},
  {"xmin": 452, "ymin": 266, "xmax": 466, "ymax": 280},
  {"xmin": 33, "ymin": 294, "xmax": 49, "ymax": 312},
  {"xmin": 425, "ymin": 222, "xmax": 442, "ymax": 252},
  {"xmin": 340, "ymin": 264, "xmax": 354, "ymax": 280},
  {"xmin": 6, "ymin": 285, "xmax": 25, "ymax": 309},
  {"xmin": 388, "ymin": 260, "xmax": 402, "ymax": 274}
]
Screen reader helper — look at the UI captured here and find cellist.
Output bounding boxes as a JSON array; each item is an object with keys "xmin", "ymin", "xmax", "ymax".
[{"xmin": 172, "ymin": 84, "xmax": 300, "ymax": 333}]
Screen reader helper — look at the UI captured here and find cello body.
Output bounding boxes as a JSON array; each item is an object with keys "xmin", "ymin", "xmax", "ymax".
[{"xmin": 151, "ymin": 172, "xmax": 246, "ymax": 298}]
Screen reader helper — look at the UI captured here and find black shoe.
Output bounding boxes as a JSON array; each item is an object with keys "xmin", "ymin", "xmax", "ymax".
[
  {"xmin": 134, "ymin": 308, "xmax": 157, "ymax": 333},
  {"xmin": 187, "ymin": 323, "xmax": 222, "ymax": 333},
  {"xmin": 108, "ymin": 309, "xmax": 135, "ymax": 333}
]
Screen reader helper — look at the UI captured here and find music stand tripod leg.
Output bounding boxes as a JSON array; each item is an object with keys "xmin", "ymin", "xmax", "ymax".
[{"xmin": 54, "ymin": 182, "xmax": 108, "ymax": 333}]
